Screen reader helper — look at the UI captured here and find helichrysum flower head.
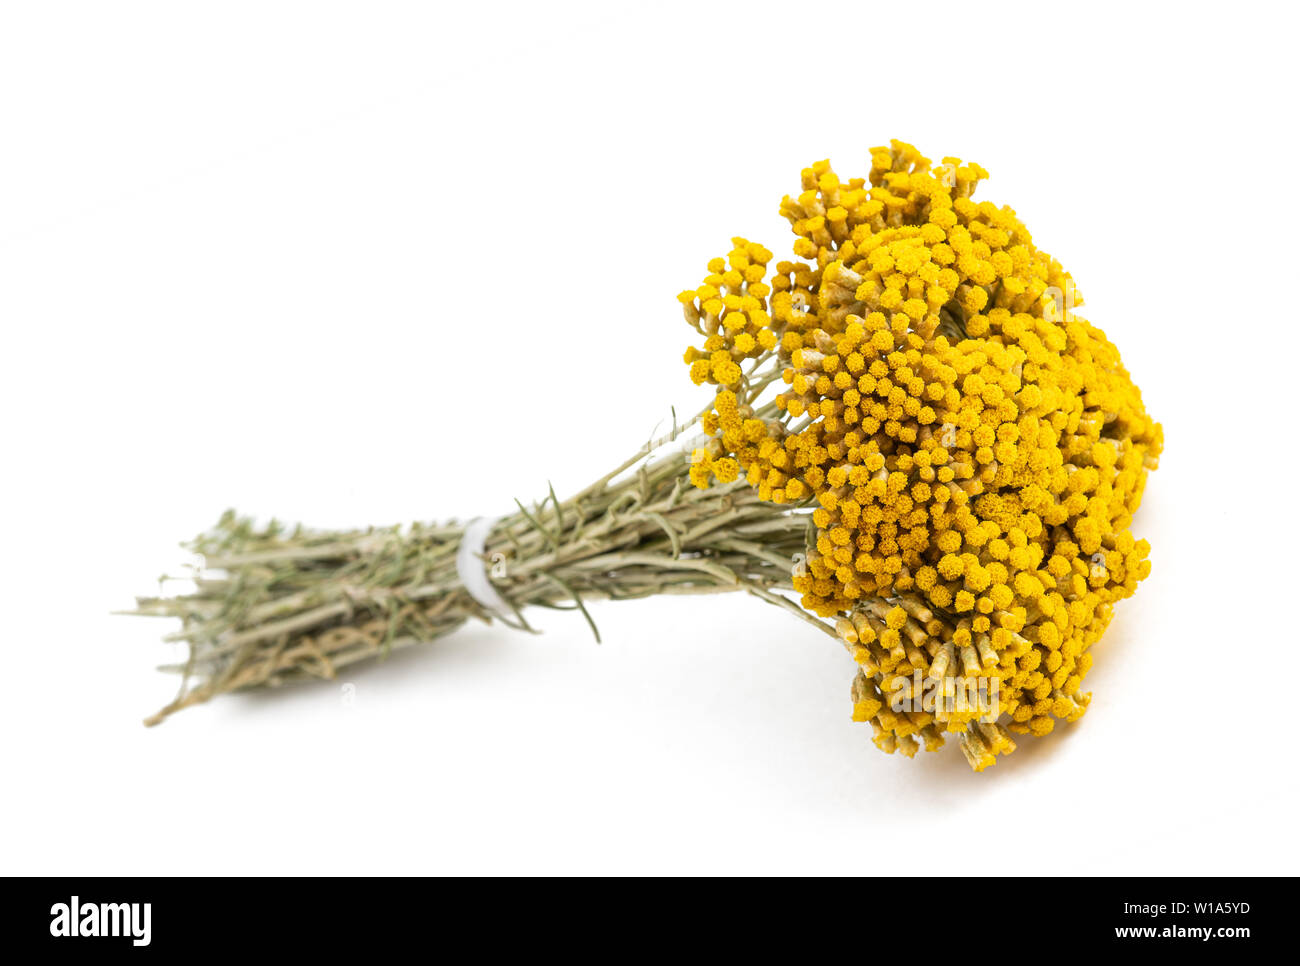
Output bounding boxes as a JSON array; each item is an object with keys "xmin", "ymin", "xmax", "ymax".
[{"xmin": 680, "ymin": 140, "xmax": 1162, "ymax": 770}]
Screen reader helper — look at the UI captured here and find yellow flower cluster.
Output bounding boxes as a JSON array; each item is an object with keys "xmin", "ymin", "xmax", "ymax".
[{"xmin": 679, "ymin": 140, "xmax": 1162, "ymax": 770}]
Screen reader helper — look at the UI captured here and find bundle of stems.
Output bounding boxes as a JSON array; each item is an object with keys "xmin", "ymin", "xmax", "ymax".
[{"xmin": 133, "ymin": 412, "xmax": 829, "ymax": 725}]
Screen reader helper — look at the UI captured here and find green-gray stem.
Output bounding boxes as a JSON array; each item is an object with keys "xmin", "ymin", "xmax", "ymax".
[{"xmin": 131, "ymin": 422, "xmax": 827, "ymax": 726}]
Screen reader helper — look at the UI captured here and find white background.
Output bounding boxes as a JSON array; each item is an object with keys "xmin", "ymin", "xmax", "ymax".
[{"xmin": 2, "ymin": 1, "xmax": 1296, "ymax": 876}]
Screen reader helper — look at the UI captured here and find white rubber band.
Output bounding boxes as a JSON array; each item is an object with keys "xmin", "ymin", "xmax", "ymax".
[{"xmin": 456, "ymin": 516, "xmax": 511, "ymax": 616}]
